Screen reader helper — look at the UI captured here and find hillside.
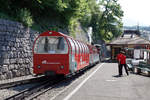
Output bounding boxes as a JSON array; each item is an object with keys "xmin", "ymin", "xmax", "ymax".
[{"xmin": 0, "ymin": 0, "xmax": 123, "ymax": 43}]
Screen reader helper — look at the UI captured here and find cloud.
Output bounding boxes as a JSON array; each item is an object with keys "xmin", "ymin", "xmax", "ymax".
[{"xmin": 119, "ymin": 0, "xmax": 150, "ymax": 26}]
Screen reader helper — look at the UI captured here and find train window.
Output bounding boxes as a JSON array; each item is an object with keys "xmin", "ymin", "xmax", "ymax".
[
  {"xmin": 83, "ymin": 44, "xmax": 86, "ymax": 53},
  {"xmin": 71, "ymin": 39, "xmax": 76, "ymax": 54},
  {"xmin": 75, "ymin": 40, "xmax": 80, "ymax": 54},
  {"xmin": 68, "ymin": 38, "xmax": 75, "ymax": 54},
  {"xmin": 73, "ymin": 40, "xmax": 79, "ymax": 54},
  {"xmin": 84, "ymin": 44, "xmax": 87, "ymax": 53},
  {"xmin": 85, "ymin": 45, "xmax": 89, "ymax": 53},
  {"xmin": 75, "ymin": 40, "xmax": 79, "ymax": 54},
  {"xmin": 80, "ymin": 43, "xmax": 83, "ymax": 54},
  {"xmin": 78, "ymin": 41, "xmax": 82, "ymax": 54},
  {"xmin": 85, "ymin": 44, "xmax": 88, "ymax": 53},
  {"xmin": 34, "ymin": 36, "xmax": 68, "ymax": 54},
  {"xmin": 80, "ymin": 42, "xmax": 83, "ymax": 54},
  {"xmin": 76, "ymin": 41, "xmax": 81, "ymax": 54},
  {"xmin": 81, "ymin": 43, "xmax": 85, "ymax": 54},
  {"xmin": 71, "ymin": 39, "xmax": 76, "ymax": 53}
]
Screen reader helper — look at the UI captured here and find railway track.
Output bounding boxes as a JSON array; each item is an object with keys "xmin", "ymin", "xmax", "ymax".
[
  {"xmin": 29, "ymin": 68, "xmax": 93, "ymax": 100},
  {"xmin": 4, "ymin": 65, "xmax": 95, "ymax": 100},
  {"xmin": 4, "ymin": 76, "xmax": 64, "ymax": 100},
  {"xmin": 0, "ymin": 76, "xmax": 46, "ymax": 89}
]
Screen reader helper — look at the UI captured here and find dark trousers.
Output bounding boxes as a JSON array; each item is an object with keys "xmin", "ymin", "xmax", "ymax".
[{"xmin": 119, "ymin": 64, "xmax": 129, "ymax": 75}]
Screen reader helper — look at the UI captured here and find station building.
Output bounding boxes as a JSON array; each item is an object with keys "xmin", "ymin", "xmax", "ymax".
[{"xmin": 107, "ymin": 30, "xmax": 150, "ymax": 60}]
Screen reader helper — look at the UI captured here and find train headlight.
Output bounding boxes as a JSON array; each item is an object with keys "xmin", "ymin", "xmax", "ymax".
[
  {"xmin": 37, "ymin": 65, "xmax": 41, "ymax": 69},
  {"xmin": 60, "ymin": 66, "xmax": 64, "ymax": 69},
  {"xmin": 49, "ymin": 32, "xmax": 52, "ymax": 34}
]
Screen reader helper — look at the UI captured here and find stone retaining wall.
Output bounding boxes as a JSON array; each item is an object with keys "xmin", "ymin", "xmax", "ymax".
[{"xmin": 0, "ymin": 19, "xmax": 39, "ymax": 80}]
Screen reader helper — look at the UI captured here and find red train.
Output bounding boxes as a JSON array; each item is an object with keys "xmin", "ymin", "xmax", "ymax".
[{"xmin": 33, "ymin": 31, "xmax": 100, "ymax": 76}]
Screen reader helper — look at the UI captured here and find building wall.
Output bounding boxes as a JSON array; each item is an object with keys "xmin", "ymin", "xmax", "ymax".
[{"xmin": 111, "ymin": 44, "xmax": 150, "ymax": 60}]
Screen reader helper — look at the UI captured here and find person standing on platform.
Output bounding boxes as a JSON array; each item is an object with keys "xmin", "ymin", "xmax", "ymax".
[
  {"xmin": 119, "ymin": 51, "xmax": 129, "ymax": 76},
  {"xmin": 117, "ymin": 51, "xmax": 122, "ymax": 76}
]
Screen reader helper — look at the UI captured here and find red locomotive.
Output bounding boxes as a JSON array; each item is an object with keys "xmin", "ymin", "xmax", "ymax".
[{"xmin": 33, "ymin": 31, "xmax": 100, "ymax": 76}]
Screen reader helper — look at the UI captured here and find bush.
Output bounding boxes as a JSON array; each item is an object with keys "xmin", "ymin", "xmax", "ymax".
[
  {"xmin": 0, "ymin": 12, "xmax": 11, "ymax": 20},
  {"xmin": 17, "ymin": 8, "xmax": 33, "ymax": 27}
]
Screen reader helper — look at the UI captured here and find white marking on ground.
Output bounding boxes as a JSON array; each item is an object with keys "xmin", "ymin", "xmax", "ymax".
[
  {"xmin": 106, "ymin": 79, "xmax": 116, "ymax": 82},
  {"xmin": 63, "ymin": 63, "xmax": 104, "ymax": 100}
]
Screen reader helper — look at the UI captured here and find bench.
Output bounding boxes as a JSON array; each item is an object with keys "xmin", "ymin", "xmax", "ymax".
[
  {"xmin": 133, "ymin": 61, "xmax": 150, "ymax": 76},
  {"xmin": 126, "ymin": 63, "xmax": 133, "ymax": 71},
  {"xmin": 126, "ymin": 59, "xmax": 133, "ymax": 71}
]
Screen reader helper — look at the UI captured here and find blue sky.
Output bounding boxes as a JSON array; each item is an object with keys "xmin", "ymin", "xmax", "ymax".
[{"xmin": 119, "ymin": 0, "xmax": 150, "ymax": 26}]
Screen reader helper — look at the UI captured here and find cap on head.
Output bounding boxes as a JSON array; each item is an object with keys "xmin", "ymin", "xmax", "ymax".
[{"xmin": 120, "ymin": 51, "xmax": 125, "ymax": 54}]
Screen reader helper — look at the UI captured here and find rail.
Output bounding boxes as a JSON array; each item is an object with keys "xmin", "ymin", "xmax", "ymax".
[{"xmin": 4, "ymin": 76, "xmax": 63, "ymax": 100}]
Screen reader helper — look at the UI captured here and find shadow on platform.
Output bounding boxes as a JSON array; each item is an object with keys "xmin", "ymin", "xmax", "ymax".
[
  {"xmin": 101, "ymin": 58, "xmax": 117, "ymax": 63},
  {"xmin": 112, "ymin": 75, "xmax": 122, "ymax": 78}
]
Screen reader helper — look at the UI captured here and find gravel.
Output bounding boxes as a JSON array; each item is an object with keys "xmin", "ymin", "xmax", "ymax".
[
  {"xmin": 0, "ymin": 75, "xmax": 42, "ymax": 100},
  {"xmin": 0, "ymin": 89, "xmax": 18, "ymax": 100}
]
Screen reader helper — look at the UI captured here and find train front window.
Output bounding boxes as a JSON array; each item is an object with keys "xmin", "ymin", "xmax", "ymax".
[{"xmin": 34, "ymin": 36, "xmax": 68, "ymax": 54}]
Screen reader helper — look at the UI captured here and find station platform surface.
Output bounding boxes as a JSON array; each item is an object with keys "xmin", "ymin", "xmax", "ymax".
[{"xmin": 60, "ymin": 63, "xmax": 150, "ymax": 100}]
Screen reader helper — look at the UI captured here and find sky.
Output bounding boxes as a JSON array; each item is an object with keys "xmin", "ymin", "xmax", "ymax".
[{"xmin": 118, "ymin": 0, "xmax": 150, "ymax": 26}]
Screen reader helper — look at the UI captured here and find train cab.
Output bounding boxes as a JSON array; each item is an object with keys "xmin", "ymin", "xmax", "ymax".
[
  {"xmin": 33, "ymin": 31, "xmax": 90, "ymax": 76},
  {"xmin": 33, "ymin": 31, "xmax": 69, "ymax": 76}
]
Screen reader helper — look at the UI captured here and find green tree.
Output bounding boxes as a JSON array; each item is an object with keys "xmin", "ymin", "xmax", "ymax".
[
  {"xmin": 80, "ymin": 0, "xmax": 123, "ymax": 42},
  {"xmin": 0, "ymin": 0, "xmax": 123, "ymax": 41},
  {"xmin": 97, "ymin": 0, "xmax": 124, "ymax": 42}
]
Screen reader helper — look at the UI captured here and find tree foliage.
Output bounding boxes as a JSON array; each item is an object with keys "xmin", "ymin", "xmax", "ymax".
[
  {"xmin": 88, "ymin": 0, "xmax": 124, "ymax": 42},
  {"xmin": 99, "ymin": 0, "xmax": 123, "ymax": 41},
  {"xmin": 0, "ymin": 0, "xmax": 123, "ymax": 41}
]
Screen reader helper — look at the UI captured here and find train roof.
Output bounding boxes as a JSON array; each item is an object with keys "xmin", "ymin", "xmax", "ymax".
[
  {"xmin": 38, "ymin": 31, "xmax": 90, "ymax": 44},
  {"xmin": 39, "ymin": 31, "xmax": 66, "ymax": 37}
]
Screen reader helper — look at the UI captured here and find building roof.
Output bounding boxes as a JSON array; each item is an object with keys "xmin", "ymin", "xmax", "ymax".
[
  {"xmin": 124, "ymin": 30, "xmax": 140, "ymax": 35},
  {"xmin": 108, "ymin": 34, "xmax": 150, "ymax": 45}
]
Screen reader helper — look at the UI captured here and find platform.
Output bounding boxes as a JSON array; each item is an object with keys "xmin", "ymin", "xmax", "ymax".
[{"xmin": 56, "ymin": 63, "xmax": 150, "ymax": 100}]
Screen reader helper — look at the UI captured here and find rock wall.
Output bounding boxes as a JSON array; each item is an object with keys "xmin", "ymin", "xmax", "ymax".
[
  {"xmin": 0, "ymin": 19, "xmax": 39, "ymax": 80},
  {"xmin": 74, "ymin": 23, "xmax": 89, "ymax": 43}
]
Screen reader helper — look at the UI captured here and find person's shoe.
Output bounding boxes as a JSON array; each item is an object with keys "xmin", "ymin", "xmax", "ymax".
[{"xmin": 118, "ymin": 75, "xmax": 122, "ymax": 77}]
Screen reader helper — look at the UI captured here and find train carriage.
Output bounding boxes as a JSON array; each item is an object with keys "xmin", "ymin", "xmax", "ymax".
[{"xmin": 33, "ymin": 31, "xmax": 100, "ymax": 76}]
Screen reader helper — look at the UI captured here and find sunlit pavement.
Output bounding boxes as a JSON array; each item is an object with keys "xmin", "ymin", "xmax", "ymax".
[{"xmin": 62, "ymin": 63, "xmax": 150, "ymax": 100}]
